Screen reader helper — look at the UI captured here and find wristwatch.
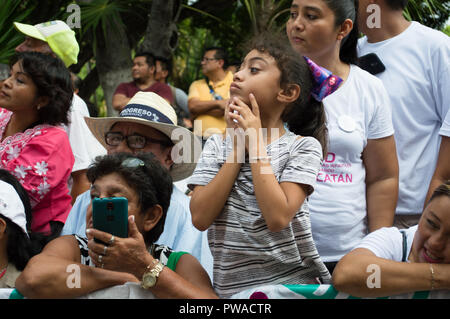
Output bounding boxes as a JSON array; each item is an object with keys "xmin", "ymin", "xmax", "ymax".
[{"xmin": 141, "ymin": 259, "xmax": 164, "ymax": 289}]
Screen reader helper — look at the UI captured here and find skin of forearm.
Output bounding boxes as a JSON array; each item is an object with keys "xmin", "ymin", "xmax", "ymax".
[
  {"xmin": 366, "ymin": 177, "xmax": 398, "ymax": 232},
  {"xmin": 148, "ymin": 268, "xmax": 218, "ymax": 299},
  {"xmin": 425, "ymin": 137, "xmax": 450, "ymax": 205},
  {"xmin": 250, "ymin": 143, "xmax": 302, "ymax": 232},
  {"xmin": 189, "ymin": 100, "xmax": 223, "ymax": 117},
  {"xmin": 333, "ymin": 252, "xmax": 450, "ymax": 297},
  {"xmin": 251, "ymin": 161, "xmax": 293, "ymax": 232},
  {"xmin": 112, "ymin": 95, "xmax": 130, "ymax": 112},
  {"xmin": 190, "ymin": 151, "xmax": 242, "ymax": 231},
  {"xmin": 127, "ymin": 253, "xmax": 217, "ymax": 299},
  {"xmin": 15, "ymin": 255, "xmax": 137, "ymax": 299},
  {"xmin": 70, "ymin": 169, "xmax": 90, "ymax": 205},
  {"xmin": 425, "ymin": 176, "xmax": 446, "ymax": 206}
]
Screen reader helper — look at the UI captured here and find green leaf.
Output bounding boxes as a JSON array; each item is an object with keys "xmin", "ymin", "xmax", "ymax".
[{"xmin": 0, "ymin": 0, "xmax": 37, "ymax": 64}]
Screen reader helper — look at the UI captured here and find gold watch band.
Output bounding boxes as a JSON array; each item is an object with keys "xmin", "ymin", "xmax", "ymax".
[{"xmin": 141, "ymin": 259, "xmax": 164, "ymax": 289}]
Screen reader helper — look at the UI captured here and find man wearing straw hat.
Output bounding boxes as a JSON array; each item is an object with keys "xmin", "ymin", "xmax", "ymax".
[{"xmin": 61, "ymin": 92, "xmax": 213, "ymax": 279}]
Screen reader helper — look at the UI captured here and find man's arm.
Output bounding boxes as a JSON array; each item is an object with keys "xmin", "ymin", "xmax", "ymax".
[
  {"xmin": 188, "ymin": 98, "xmax": 228, "ymax": 118},
  {"xmin": 70, "ymin": 169, "xmax": 90, "ymax": 205},
  {"xmin": 112, "ymin": 93, "xmax": 131, "ymax": 112}
]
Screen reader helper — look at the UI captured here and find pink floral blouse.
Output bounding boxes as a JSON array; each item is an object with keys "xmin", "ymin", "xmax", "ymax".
[{"xmin": 0, "ymin": 108, "xmax": 74, "ymax": 234}]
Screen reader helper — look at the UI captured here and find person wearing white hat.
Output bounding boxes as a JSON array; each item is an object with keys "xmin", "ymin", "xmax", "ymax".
[
  {"xmin": 14, "ymin": 20, "xmax": 107, "ymax": 205},
  {"xmin": 61, "ymin": 92, "xmax": 213, "ymax": 280},
  {"xmin": 0, "ymin": 169, "xmax": 34, "ymax": 288}
]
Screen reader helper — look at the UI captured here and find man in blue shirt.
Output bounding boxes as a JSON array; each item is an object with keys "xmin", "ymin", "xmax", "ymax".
[{"xmin": 61, "ymin": 92, "xmax": 213, "ymax": 279}]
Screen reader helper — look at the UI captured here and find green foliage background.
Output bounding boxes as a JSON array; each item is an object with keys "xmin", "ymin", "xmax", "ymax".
[{"xmin": 0, "ymin": 0, "xmax": 448, "ymax": 115}]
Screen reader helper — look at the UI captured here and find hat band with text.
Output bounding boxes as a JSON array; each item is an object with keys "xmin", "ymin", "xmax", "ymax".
[{"xmin": 120, "ymin": 104, "xmax": 174, "ymax": 125}]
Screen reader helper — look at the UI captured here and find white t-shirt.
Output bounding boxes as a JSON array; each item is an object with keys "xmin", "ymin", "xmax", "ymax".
[
  {"xmin": 309, "ymin": 65, "xmax": 394, "ymax": 262},
  {"xmin": 358, "ymin": 21, "xmax": 450, "ymax": 215},
  {"xmin": 65, "ymin": 94, "xmax": 106, "ymax": 173},
  {"xmin": 356, "ymin": 226, "xmax": 417, "ymax": 262}
]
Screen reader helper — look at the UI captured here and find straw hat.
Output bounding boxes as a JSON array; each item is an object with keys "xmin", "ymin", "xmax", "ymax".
[{"xmin": 84, "ymin": 92, "xmax": 201, "ymax": 181}]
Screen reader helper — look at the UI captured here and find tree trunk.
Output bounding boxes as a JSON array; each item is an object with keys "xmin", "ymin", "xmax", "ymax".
[
  {"xmin": 95, "ymin": 21, "xmax": 132, "ymax": 117},
  {"xmin": 78, "ymin": 65, "xmax": 99, "ymax": 104},
  {"xmin": 0, "ymin": 64, "xmax": 9, "ymax": 81},
  {"xmin": 138, "ymin": 0, "xmax": 182, "ymax": 58}
]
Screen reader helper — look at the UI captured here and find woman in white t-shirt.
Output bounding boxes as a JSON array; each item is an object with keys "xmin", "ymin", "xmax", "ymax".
[
  {"xmin": 333, "ymin": 181, "xmax": 450, "ymax": 297},
  {"xmin": 286, "ymin": 0, "xmax": 399, "ymax": 273}
]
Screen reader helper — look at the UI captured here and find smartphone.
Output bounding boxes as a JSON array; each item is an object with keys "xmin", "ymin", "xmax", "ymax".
[
  {"xmin": 358, "ymin": 53, "xmax": 386, "ymax": 75},
  {"xmin": 92, "ymin": 197, "xmax": 128, "ymax": 244}
]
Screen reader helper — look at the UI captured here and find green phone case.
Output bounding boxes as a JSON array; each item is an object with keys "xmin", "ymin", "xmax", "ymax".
[{"xmin": 92, "ymin": 197, "xmax": 128, "ymax": 243}]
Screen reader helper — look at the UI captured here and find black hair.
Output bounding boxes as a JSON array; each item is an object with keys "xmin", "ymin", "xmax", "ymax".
[
  {"xmin": 428, "ymin": 180, "xmax": 450, "ymax": 204},
  {"xmin": 134, "ymin": 52, "xmax": 155, "ymax": 68},
  {"xmin": 86, "ymin": 152, "xmax": 173, "ymax": 245},
  {"xmin": 204, "ymin": 47, "xmax": 228, "ymax": 70},
  {"xmin": 322, "ymin": 0, "xmax": 359, "ymax": 65},
  {"xmin": 385, "ymin": 0, "xmax": 408, "ymax": 10},
  {"xmin": 245, "ymin": 33, "xmax": 328, "ymax": 156},
  {"xmin": 71, "ymin": 72, "xmax": 81, "ymax": 91},
  {"xmin": 16, "ymin": 51, "xmax": 73, "ymax": 127},
  {"xmin": 0, "ymin": 169, "xmax": 45, "ymax": 270},
  {"xmin": 154, "ymin": 55, "xmax": 173, "ymax": 82}
]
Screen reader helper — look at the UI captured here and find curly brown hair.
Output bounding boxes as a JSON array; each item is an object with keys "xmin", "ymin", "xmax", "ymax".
[{"xmin": 16, "ymin": 51, "xmax": 73, "ymax": 127}]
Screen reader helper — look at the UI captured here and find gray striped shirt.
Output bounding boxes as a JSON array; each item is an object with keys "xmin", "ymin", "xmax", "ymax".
[{"xmin": 188, "ymin": 132, "xmax": 331, "ymax": 298}]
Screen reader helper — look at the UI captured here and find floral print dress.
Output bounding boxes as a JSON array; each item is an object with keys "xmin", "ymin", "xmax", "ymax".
[{"xmin": 0, "ymin": 108, "xmax": 74, "ymax": 233}]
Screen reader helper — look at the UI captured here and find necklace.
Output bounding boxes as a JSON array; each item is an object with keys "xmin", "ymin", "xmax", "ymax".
[{"xmin": 0, "ymin": 266, "xmax": 7, "ymax": 280}]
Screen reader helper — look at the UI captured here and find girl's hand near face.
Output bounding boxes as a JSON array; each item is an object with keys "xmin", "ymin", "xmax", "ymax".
[
  {"xmin": 228, "ymin": 94, "xmax": 262, "ymax": 132},
  {"xmin": 224, "ymin": 98, "xmax": 237, "ymax": 129},
  {"xmin": 228, "ymin": 94, "xmax": 264, "ymax": 154},
  {"xmin": 225, "ymin": 97, "xmax": 245, "ymax": 158}
]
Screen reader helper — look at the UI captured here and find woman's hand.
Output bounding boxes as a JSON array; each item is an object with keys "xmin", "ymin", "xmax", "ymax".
[{"xmin": 86, "ymin": 215, "xmax": 153, "ymax": 280}]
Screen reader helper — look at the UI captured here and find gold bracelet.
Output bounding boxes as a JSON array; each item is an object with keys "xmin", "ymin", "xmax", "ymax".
[
  {"xmin": 429, "ymin": 263, "xmax": 435, "ymax": 290},
  {"xmin": 142, "ymin": 259, "xmax": 158, "ymax": 277}
]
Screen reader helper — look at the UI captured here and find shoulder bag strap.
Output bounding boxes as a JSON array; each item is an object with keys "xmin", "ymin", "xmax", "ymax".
[{"xmin": 400, "ymin": 230, "xmax": 407, "ymax": 262}]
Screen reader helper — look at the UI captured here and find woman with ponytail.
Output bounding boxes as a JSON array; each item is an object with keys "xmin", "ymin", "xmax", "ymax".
[
  {"xmin": 189, "ymin": 32, "xmax": 340, "ymax": 298},
  {"xmin": 286, "ymin": 0, "xmax": 399, "ymax": 274}
]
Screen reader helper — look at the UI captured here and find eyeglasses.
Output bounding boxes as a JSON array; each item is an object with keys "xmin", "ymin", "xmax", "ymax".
[
  {"xmin": 105, "ymin": 131, "xmax": 173, "ymax": 149},
  {"xmin": 201, "ymin": 57, "xmax": 218, "ymax": 63}
]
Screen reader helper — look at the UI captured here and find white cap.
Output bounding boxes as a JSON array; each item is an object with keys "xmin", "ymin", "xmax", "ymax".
[{"xmin": 0, "ymin": 180, "xmax": 28, "ymax": 235}]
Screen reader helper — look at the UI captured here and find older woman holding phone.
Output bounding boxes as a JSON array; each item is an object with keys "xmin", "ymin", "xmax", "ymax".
[{"xmin": 15, "ymin": 152, "xmax": 217, "ymax": 299}]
